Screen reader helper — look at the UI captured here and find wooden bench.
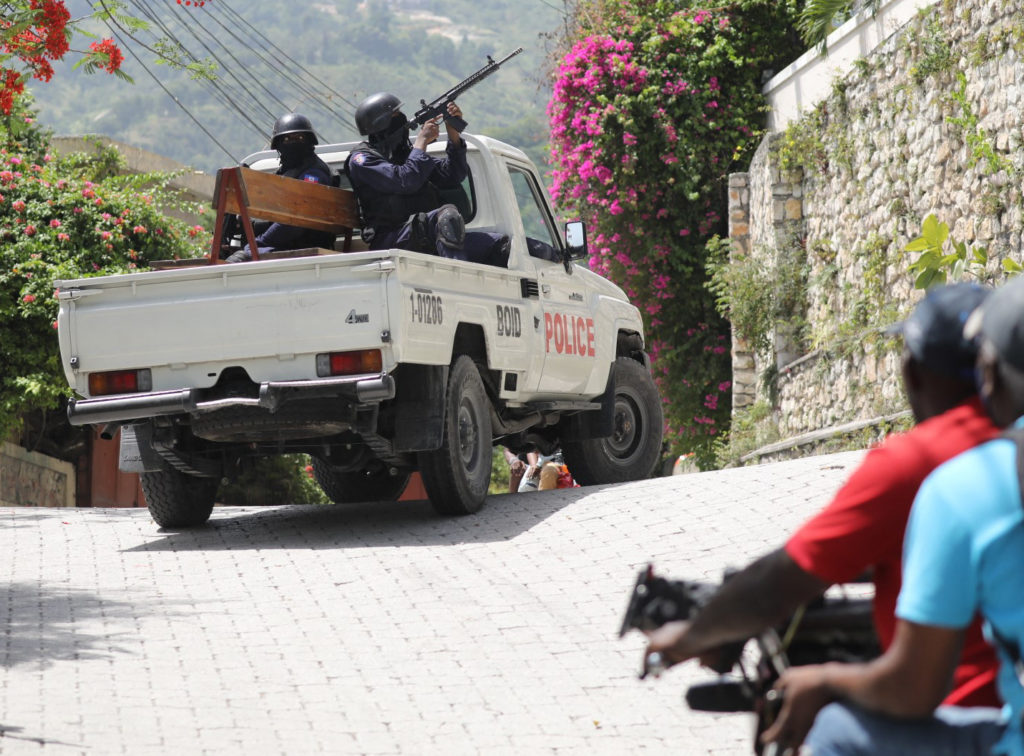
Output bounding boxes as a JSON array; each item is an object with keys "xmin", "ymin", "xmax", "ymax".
[{"xmin": 151, "ymin": 166, "xmax": 361, "ymax": 269}]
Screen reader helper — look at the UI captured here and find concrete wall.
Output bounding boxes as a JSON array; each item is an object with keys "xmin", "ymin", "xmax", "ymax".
[
  {"xmin": 730, "ymin": 0, "xmax": 1024, "ymax": 458},
  {"xmin": 51, "ymin": 136, "xmax": 214, "ymax": 224}
]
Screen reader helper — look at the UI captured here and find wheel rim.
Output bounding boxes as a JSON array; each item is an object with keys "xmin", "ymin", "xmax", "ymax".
[
  {"xmin": 457, "ymin": 397, "xmax": 481, "ymax": 471},
  {"xmin": 605, "ymin": 387, "xmax": 646, "ymax": 463}
]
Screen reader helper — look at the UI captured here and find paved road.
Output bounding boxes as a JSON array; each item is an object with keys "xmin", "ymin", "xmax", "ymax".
[{"xmin": 1, "ymin": 450, "xmax": 866, "ymax": 755}]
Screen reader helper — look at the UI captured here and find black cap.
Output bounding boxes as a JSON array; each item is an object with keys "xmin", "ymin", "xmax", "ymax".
[
  {"xmin": 887, "ymin": 282, "xmax": 991, "ymax": 380},
  {"xmin": 964, "ymin": 275, "xmax": 1024, "ymax": 372}
]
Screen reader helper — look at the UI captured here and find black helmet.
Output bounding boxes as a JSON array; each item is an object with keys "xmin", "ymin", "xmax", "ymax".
[
  {"xmin": 271, "ymin": 113, "xmax": 317, "ymax": 149},
  {"xmin": 355, "ymin": 92, "xmax": 404, "ymax": 136}
]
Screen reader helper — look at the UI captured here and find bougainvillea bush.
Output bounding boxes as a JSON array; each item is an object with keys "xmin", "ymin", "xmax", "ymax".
[
  {"xmin": 0, "ymin": 95, "xmax": 209, "ymax": 442},
  {"xmin": 548, "ymin": 0, "xmax": 804, "ymax": 467}
]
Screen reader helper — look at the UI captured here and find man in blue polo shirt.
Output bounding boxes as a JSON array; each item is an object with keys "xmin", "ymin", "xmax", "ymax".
[{"xmin": 760, "ymin": 276, "xmax": 1024, "ymax": 755}]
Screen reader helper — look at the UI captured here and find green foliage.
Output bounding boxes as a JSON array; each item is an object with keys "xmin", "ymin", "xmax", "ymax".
[
  {"xmin": 706, "ymin": 234, "xmax": 809, "ymax": 358},
  {"xmin": 489, "ymin": 446, "xmax": 512, "ymax": 495},
  {"xmin": 945, "ymin": 71, "xmax": 1014, "ymax": 175},
  {"xmin": 549, "ymin": 0, "xmax": 806, "ymax": 468},
  {"xmin": 712, "ymin": 399, "xmax": 778, "ymax": 467},
  {"xmin": 904, "ymin": 214, "xmax": 988, "ymax": 289},
  {"xmin": 907, "ymin": 13, "xmax": 955, "ymax": 84},
  {"xmin": 706, "ymin": 237, "xmax": 772, "ymax": 354},
  {"xmin": 0, "ymin": 93, "xmax": 209, "ymax": 442},
  {"xmin": 219, "ymin": 455, "xmax": 330, "ymax": 506},
  {"xmin": 798, "ymin": 0, "xmax": 879, "ymax": 51}
]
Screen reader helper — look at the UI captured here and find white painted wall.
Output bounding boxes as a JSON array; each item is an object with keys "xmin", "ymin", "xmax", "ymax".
[{"xmin": 764, "ymin": 0, "xmax": 940, "ymax": 131}]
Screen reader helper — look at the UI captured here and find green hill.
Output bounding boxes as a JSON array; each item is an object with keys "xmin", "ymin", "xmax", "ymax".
[{"xmin": 30, "ymin": 0, "xmax": 562, "ymax": 173}]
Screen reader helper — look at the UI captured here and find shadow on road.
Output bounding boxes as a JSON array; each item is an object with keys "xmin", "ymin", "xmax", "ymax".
[
  {"xmin": 125, "ymin": 483, "xmax": 621, "ymax": 553},
  {"xmin": 1, "ymin": 582, "xmax": 137, "ymax": 670}
]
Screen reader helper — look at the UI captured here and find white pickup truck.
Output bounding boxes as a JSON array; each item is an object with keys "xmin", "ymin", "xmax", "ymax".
[{"xmin": 56, "ymin": 133, "xmax": 662, "ymax": 526}]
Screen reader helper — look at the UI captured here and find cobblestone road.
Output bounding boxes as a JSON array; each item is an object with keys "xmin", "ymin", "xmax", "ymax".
[{"xmin": 1, "ymin": 450, "xmax": 865, "ymax": 755}]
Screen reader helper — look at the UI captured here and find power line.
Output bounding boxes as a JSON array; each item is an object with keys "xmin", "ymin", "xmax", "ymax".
[
  {"xmin": 154, "ymin": 0, "xmax": 289, "ymax": 123},
  {"xmin": 120, "ymin": 0, "xmax": 271, "ymax": 136},
  {"xmin": 94, "ymin": 12, "xmax": 240, "ymax": 164},
  {"xmin": 211, "ymin": 0, "xmax": 359, "ymax": 129},
  {"xmin": 186, "ymin": 2, "xmax": 344, "ymax": 140}
]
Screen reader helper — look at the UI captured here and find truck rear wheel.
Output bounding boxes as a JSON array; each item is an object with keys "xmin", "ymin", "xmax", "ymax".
[
  {"xmin": 418, "ymin": 355, "xmax": 493, "ymax": 515},
  {"xmin": 563, "ymin": 357, "xmax": 663, "ymax": 485},
  {"xmin": 140, "ymin": 469, "xmax": 219, "ymax": 528},
  {"xmin": 311, "ymin": 458, "xmax": 411, "ymax": 503}
]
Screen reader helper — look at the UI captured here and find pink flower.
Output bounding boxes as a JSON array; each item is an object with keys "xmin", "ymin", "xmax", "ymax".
[
  {"xmin": 133, "ymin": 225, "xmax": 147, "ymax": 234},
  {"xmin": 718, "ymin": 381, "xmax": 732, "ymax": 391},
  {"xmin": 49, "ymin": 219, "xmax": 60, "ymax": 228},
  {"xmin": 24, "ymin": 225, "xmax": 36, "ymax": 236},
  {"xmin": 11, "ymin": 199, "xmax": 25, "ymax": 212},
  {"xmin": 57, "ymin": 232, "xmax": 69, "ymax": 242},
  {"xmin": 100, "ymin": 231, "xmax": 112, "ymax": 240},
  {"xmin": 22, "ymin": 294, "xmax": 36, "ymax": 303}
]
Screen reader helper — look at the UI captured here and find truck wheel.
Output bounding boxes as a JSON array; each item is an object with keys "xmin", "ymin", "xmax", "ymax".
[
  {"xmin": 311, "ymin": 458, "xmax": 411, "ymax": 503},
  {"xmin": 563, "ymin": 357, "xmax": 663, "ymax": 485},
  {"xmin": 140, "ymin": 469, "xmax": 219, "ymax": 528},
  {"xmin": 418, "ymin": 355, "xmax": 493, "ymax": 515}
]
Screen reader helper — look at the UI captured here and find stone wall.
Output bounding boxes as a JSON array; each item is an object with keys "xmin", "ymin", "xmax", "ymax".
[
  {"xmin": 0, "ymin": 442, "xmax": 75, "ymax": 508},
  {"xmin": 729, "ymin": 0, "xmax": 1024, "ymax": 455}
]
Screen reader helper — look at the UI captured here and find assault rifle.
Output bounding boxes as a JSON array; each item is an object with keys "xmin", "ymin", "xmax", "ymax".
[
  {"xmin": 406, "ymin": 47, "xmax": 524, "ymax": 134},
  {"xmin": 619, "ymin": 564, "xmax": 878, "ymax": 756}
]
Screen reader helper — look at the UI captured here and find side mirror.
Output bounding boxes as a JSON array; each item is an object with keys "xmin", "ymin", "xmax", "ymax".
[
  {"xmin": 563, "ymin": 221, "xmax": 588, "ymax": 273},
  {"xmin": 564, "ymin": 221, "xmax": 588, "ymax": 260}
]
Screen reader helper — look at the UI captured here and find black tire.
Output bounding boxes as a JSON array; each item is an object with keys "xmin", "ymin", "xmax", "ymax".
[
  {"xmin": 418, "ymin": 355, "xmax": 493, "ymax": 515},
  {"xmin": 563, "ymin": 357, "xmax": 663, "ymax": 485},
  {"xmin": 140, "ymin": 468, "xmax": 219, "ymax": 528},
  {"xmin": 311, "ymin": 458, "xmax": 411, "ymax": 503}
]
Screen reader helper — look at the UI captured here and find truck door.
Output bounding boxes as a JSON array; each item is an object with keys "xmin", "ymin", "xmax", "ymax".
[{"xmin": 505, "ymin": 164, "xmax": 597, "ymax": 396}]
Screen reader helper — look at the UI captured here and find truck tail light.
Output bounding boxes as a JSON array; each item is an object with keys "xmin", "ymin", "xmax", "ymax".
[
  {"xmin": 88, "ymin": 368, "xmax": 152, "ymax": 396},
  {"xmin": 316, "ymin": 350, "xmax": 382, "ymax": 377}
]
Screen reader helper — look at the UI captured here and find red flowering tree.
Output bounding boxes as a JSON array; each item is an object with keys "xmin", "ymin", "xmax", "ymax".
[
  {"xmin": 0, "ymin": 0, "xmax": 209, "ymax": 116},
  {"xmin": 548, "ymin": 0, "xmax": 804, "ymax": 467}
]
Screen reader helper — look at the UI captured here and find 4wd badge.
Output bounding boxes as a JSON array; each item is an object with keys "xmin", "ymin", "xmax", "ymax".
[{"xmin": 346, "ymin": 309, "xmax": 369, "ymax": 324}]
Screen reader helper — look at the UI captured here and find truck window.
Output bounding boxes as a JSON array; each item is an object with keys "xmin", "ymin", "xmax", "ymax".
[{"xmin": 507, "ymin": 166, "xmax": 559, "ymax": 251}]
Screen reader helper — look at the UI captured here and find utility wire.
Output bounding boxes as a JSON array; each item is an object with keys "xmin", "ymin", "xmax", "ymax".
[
  {"xmin": 120, "ymin": 0, "xmax": 271, "ymax": 136},
  {"xmin": 154, "ymin": 0, "xmax": 288, "ymax": 124},
  {"xmin": 211, "ymin": 0, "xmax": 359, "ymax": 129},
  {"xmin": 95, "ymin": 15, "xmax": 240, "ymax": 164},
  {"xmin": 180, "ymin": 1, "xmax": 337, "ymax": 142},
  {"xmin": 200, "ymin": 0, "xmax": 351, "ymax": 127}
]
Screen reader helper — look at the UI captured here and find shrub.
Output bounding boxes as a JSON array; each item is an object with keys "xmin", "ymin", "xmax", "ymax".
[
  {"xmin": 548, "ymin": 0, "xmax": 804, "ymax": 468},
  {"xmin": 0, "ymin": 94, "xmax": 209, "ymax": 442}
]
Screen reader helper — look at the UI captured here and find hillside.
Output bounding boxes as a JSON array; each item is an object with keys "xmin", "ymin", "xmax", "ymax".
[{"xmin": 30, "ymin": 0, "xmax": 563, "ymax": 174}]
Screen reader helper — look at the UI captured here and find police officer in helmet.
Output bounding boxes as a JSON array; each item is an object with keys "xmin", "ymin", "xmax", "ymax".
[
  {"xmin": 346, "ymin": 92, "xmax": 509, "ymax": 266},
  {"xmin": 225, "ymin": 113, "xmax": 336, "ymax": 263}
]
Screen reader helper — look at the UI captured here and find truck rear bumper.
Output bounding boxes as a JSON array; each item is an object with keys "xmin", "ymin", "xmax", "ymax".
[{"xmin": 67, "ymin": 374, "xmax": 395, "ymax": 427}]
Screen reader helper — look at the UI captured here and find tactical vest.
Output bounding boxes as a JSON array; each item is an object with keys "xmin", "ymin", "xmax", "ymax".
[{"xmin": 345, "ymin": 142, "xmax": 441, "ymax": 231}]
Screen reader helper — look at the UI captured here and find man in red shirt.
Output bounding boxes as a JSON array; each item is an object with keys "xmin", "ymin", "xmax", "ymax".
[{"xmin": 644, "ymin": 282, "xmax": 1001, "ymax": 707}]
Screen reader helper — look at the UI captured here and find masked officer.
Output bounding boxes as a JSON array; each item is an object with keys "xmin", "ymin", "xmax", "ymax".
[
  {"xmin": 225, "ymin": 113, "xmax": 336, "ymax": 263},
  {"xmin": 346, "ymin": 92, "xmax": 509, "ymax": 266}
]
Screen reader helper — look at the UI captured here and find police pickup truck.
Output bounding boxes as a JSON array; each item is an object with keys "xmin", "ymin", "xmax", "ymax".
[{"xmin": 56, "ymin": 133, "xmax": 662, "ymax": 527}]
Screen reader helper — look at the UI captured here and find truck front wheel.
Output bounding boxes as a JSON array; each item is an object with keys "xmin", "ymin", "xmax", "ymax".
[
  {"xmin": 418, "ymin": 355, "xmax": 493, "ymax": 515},
  {"xmin": 311, "ymin": 458, "xmax": 411, "ymax": 504},
  {"xmin": 140, "ymin": 469, "xmax": 219, "ymax": 528},
  {"xmin": 563, "ymin": 357, "xmax": 663, "ymax": 485}
]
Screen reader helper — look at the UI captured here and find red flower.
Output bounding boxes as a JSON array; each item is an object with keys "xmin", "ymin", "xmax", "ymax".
[{"xmin": 23, "ymin": 294, "xmax": 36, "ymax": 303}]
